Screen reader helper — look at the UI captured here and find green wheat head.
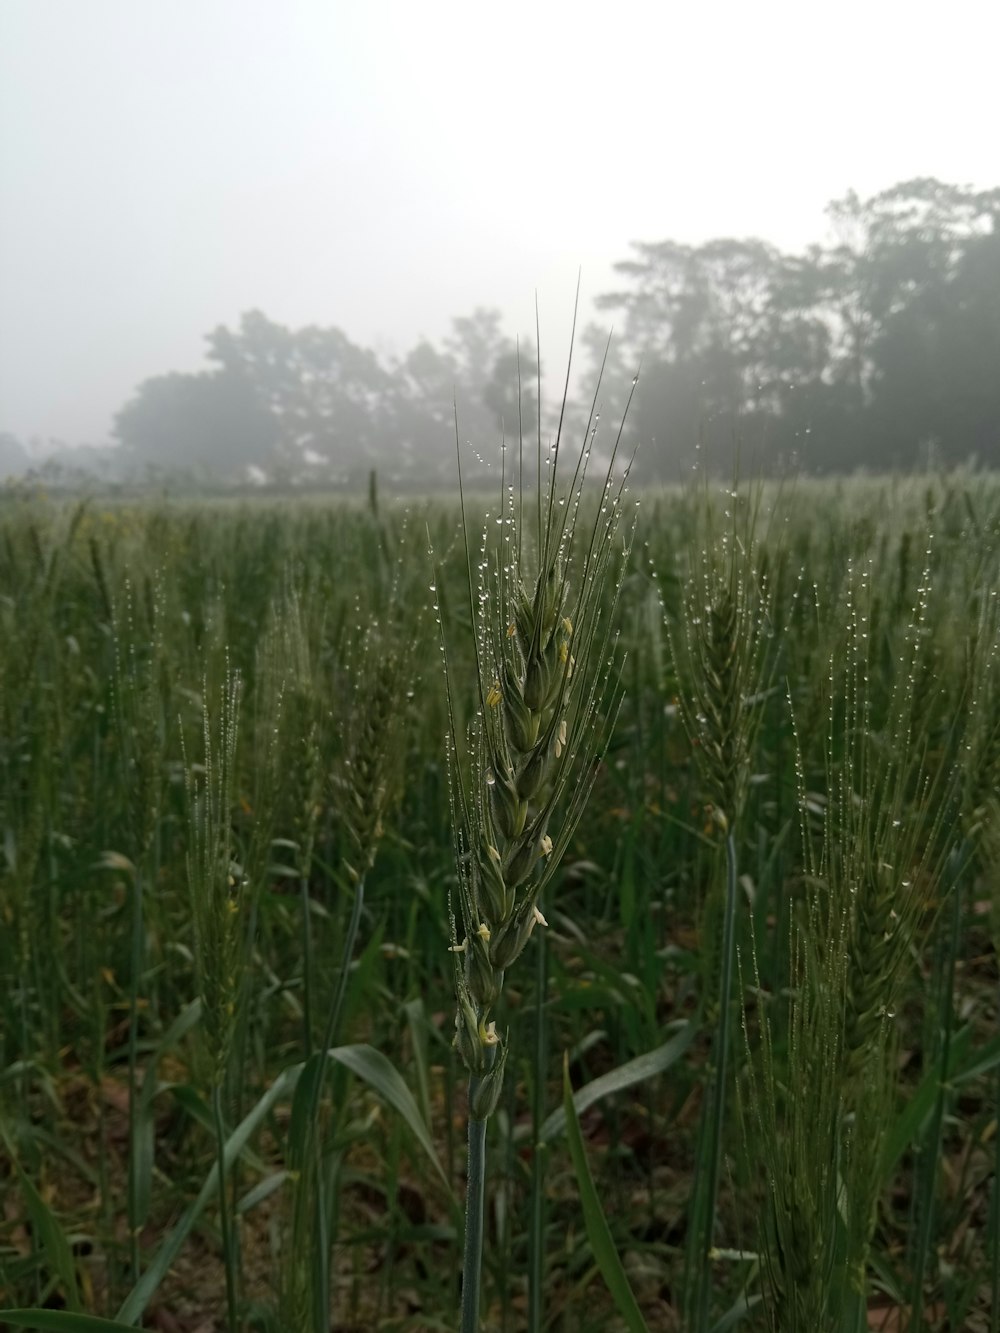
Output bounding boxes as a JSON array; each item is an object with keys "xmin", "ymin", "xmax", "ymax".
[{"xmin": 444, "ymin": 345, "xmax": 636, "ymax": 1115}]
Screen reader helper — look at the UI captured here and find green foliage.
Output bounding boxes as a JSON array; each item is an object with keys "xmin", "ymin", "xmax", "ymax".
[
  {"xmin": 598, "ymin": 178, "xmax": 1000, "ymax": 477},
  {"xmin": 444, "ymin": 329, "xmax": 636, "ymax": 1330},
  {"xmin": 114, "ymin": 369, "xmax": 278, "ymax": 473},
  {"xmin": 111, "ymin": 305, "xmax": 539, "ymax": 488},
  {"xmin": 562, "ymin": 1053, "xmax": 649, "ymax": 1333},
  {"xmin": 0, "ymin": 473, "xmax": 998, "ymax": 1330}
]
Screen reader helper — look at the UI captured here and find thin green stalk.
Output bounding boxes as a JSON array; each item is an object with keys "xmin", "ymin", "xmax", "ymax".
[
  {"xmin": 911, "ymin": 859, "xmax": 961, "ymax": 1325},
  {"xmin": 90, "ymin": 967, "xmax": 116, "ymax": 1313},
  {"xmin": 212, "ymin": 1081, "xmax": 238, "ymax": 1333},
  {"xmin": 320, "ymin": 871, "xmax": 366, "ymax": 1063},
  {"xmin": 694, "ymin": 830, "xmax": 739, "ymax": 1332},
  {"xmin": 461, "ymin": 1082, "xmax": 491, "ymax": 1333},
  {"xmin": 444, "ymin": 316, "xmax": 633, "ymax": 1333},
  {"xmin": 528, "ymin": 917, "xmax": 548, "ymax": 1333},
  {"xmin": 307, "ymin": 869, "xmax": 368, "ymax": 1333},
  {"xmin": 300, "ymin": 874, "xmax": 314, "ymax": 1060},
  {"xmin": 991, "ymin": 1038, "xmax": 1000, "ymax": 1333},
  {"xmin": 126, "ymin": 866, "xmax": 144, "ymax": 1285}
]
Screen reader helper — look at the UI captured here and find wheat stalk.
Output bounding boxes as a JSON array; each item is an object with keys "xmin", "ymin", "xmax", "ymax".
[
  {"xmin": 274, "ymin": 551, "xmax": 414, "ymax": 1333},
  {"xmin": 442, "ymin": 310, "xmax": 636, "ymax": 1330},
  {"xmin": 181, "ymin": 662, "xmax": 245, "ymax": 1331},
  {"xmin": 745, "ymin": 539, "xmax": 960, "ymax": 1329},
  {"xmin": 669, "ymin": 484, "xmax": 772, "ymax": 1331}
]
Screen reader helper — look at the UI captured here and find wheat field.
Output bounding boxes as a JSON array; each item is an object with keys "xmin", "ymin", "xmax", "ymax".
[{"xmin": 1, "ymin": 467, "xmax": 999, "ymax": 1332}]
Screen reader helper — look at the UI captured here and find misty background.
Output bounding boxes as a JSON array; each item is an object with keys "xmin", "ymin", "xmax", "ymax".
[{"xmin": 2, "ymin": 2, "xmax": 998, "ymax": 490}]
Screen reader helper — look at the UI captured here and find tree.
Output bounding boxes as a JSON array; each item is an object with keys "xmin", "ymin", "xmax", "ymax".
[
  {"xmin": 392, "ymin": 338, "xmax": 460, "ymax": 472},
  {"xmin": 206, "ymin": 311, "xmax": 397, "ymax": 477},
  {"xmin": 596, "ymin": 237, "xmax": 835, "ymax": 474},
  {"xmin": 826, "ymin": 180, "xmax": 1000, "ymax": 465},
  {"xmin": 113, "ymin": 369, "xmax": 278, "ymax": 474},
  {"xmin": 593, "ymin": 178, "xmax": 1000, "ymax": 474},
  {"xmin": 444, "ymin": 308, "xmax": 539, "ymax": 441},
  {"xmin": 0, "ymin": 432, "xmax": 29, "ymax": 480},
  {"xmin": 113, "ymin": 304, "xmax": 548, "ymax": 489}
]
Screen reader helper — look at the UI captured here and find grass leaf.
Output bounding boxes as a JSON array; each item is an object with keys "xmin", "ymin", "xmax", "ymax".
[
  {"xmin": 13, "ymin": 1163, "xmax": 81, "ymax": 1313},
  {"xmin": 0, "ymin": 1315, "xmax": 143, "ymax": 1332},
  {"xmin": 562, "ymin": 1052, "xmax": 649, "ymax": 1333},
  {"xmin": 540, "ymin": 1022, "xmax": 695, "ymax": 1143},
  {"xmin": 116, "ymin": 1063, "xmax": 300, "ymax": 1323},
  {"xmin": 327, "ymin": 1043, "xmax": 452, "ymax": 1195}
]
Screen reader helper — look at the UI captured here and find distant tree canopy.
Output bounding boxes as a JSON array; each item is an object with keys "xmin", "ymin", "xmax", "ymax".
[
  {"xmin": 0, "ymin": 431, "xmax": 29, "ymax": 478},
  {"xmin": 114, "ymin": 369, "xmax": 279, "ymax": 473},
  {"xmin": 110, "ymin": 177, "xmax": 1000, "ymax": 486},
  {"xmin": 597, "ymin": 177, "xmax": 1000, "ymax": 477},
  {"xmin": 114, "ymin": 307, "xmax": 537, "ymax": 486}
]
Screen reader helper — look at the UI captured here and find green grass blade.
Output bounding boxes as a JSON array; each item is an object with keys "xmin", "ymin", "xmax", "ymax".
[
  {"xmin": 156, "ymin": 996, "xmax": 203, "ymax": 1049},
  {"xmin": 709, "ymin": 1293, "xmax": 763, "ymax": 1332},
  {"xmin": 133, "ymin": 1000, "xmax": 203, "ymax": 1236},
  {"xmin": 885, "ymin": 1018, "xmax": 970, "ymax": 1178},
  {"xmin": 562, "ymin": 1052, "xmax": 649, "ymax": 1333},
  {"xmin": 403, "ymin": 997, "xmax": 433, "ymax": 1129},
  {"xmin": 0, "ymin": 1315, "xmax": 143, "ymax": 1332},
  {"xmin": 286, "ymin": 1048, "xmax": 327, "ymax": 1157},
  {"xmin": 13, "ymin": 1162, "xmax": 82, "ymax": 1312},
  {"xmin": 236, "ymin": 1169, "xmax": 290, "ymax": 1214},
  {"xmin": 540, "ymin": 1021, "xmax": 695, "ymax": 1143},
  {"xmin": 130, "ymin": 1081, "xmax": 155, "ymax": 1234},
  {"xmin": 952, "ymin": 1030, "xmax": 1000, "ymax": 1086},
  {"xmin": 327, "ymin": 1043, "xmax": 452, "ymax": 1195},
  {"xmin": 115, "ymin": 1063, "xmax": 300, "ymax": 1323}
]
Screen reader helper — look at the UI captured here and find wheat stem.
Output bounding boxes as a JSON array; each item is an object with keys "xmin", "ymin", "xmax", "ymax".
[
  {"xmin": 126, "ymin": 865, "xmax": 144, "ymax": 1286},
  {"xmin": 323, "ymin": 872, "xmax": 365, "ymax": 1066},
  {"xmin": 693, "ymin": 829, "xmax": 739, "ymax": 1332},
  {"xmin": 303, "ymin": 868, "xmax": 368, "ymax": 1333},
  {"xmin": 911, "ymin": 859, "xmax": 961, "ymax": 1327},
  {"xmin": 299, "ymin": 874, "xmax": 314, "ymax": 1061},
  {"xmin": 528, "ymin": 918, "xmax": 548, "ymax": 1333},
  {"xmin": 445, "ymin": 301, "xmax": 634, "ymax": 1330},
  {"xmin": 461, "ymin": 1056, "xmax": 494, "ymax": 1333},
  {"xmin": 991, "ymin": 1043, "xmax": 1000, "ymax": 1333},
  {"xmin": 212, "ymin": 1080, "xmax": 239, "ymax": 1333}
]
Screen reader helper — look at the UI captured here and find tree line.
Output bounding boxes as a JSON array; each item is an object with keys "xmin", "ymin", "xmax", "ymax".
[
  {"xmin": 9, "ymin": 177, "xmax": 997, "ymax": 489},
  {"xmin": 112, "ymin": 307, "xmax": 537, "ymax": 489},
  {"xmin": 595, "ymin": 177, "xmax": 1000, "ymax": 478}
]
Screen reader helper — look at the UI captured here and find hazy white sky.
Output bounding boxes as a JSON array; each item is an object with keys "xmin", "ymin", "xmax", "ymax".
[{"xmin": 2, "ymin": 0, "xmax": 998, "ymax": 445}]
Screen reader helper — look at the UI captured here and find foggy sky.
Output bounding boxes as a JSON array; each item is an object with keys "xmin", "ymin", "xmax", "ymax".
[{"xmin": 2, "ymin": 0, "xmax": 998, "ymax": 447}]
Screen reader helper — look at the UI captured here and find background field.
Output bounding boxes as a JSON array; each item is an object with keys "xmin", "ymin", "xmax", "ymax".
[{"xmin": 1, "ymin": 472, "xmax": 999, "ymax": 1331}]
